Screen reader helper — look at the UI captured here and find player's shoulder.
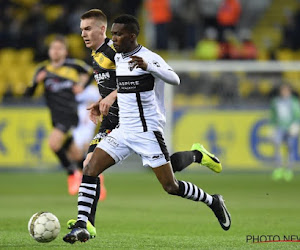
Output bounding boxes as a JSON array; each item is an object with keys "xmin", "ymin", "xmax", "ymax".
[
  {"xmin": 93, "ymin": 38, "xmax": 116, "ymax": 61},
  {"xmin": 64, "ymin": 58, "xmax": 88, "ymax": 67},
  {"xmin": 35, "ymin": 60, "xmax": 48, "ymax": 71},
  {"xmin": 137, "ymin": 46, "xmax": 162, "ymax": 61}
]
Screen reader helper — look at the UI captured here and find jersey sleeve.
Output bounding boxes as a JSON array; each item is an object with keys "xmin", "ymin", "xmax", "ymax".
[
  {"xmin": 146, "ymin": 52, "xmax": 180, "ymax": 86},
  {"xmin": 68, "ymin": 59, "xmax": 94, "ymax": 86},
  {"xmin": 24, "ymin": 63, "xmax": 46, "ymax": 97}
]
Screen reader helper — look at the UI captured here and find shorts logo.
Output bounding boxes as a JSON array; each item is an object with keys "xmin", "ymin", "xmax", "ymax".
[
  {"xmin": 152, "ymin": 154, "xmax": 163, "ymax": 160},
  {"xmin": 106, "ymin": 136, "xmax": 118, "ymax": 147}
]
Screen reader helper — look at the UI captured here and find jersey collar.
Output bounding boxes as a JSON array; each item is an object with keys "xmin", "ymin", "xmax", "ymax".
[
  {"xmin": 121, "ymin": 44, "xmax": 142, "ymax": 58},
  {"xmin": 93, "ymin": 38, "xmax": 110, "ymax": 54}
]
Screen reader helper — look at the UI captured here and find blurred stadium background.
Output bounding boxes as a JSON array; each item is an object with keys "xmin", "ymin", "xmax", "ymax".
[
  {"xmin": 1, "ymin": 1, "xmax": 300, "ymax": 249},
  {"xmin": 1, "ymin": 0, "xmax": 299, "ymax": 171}
]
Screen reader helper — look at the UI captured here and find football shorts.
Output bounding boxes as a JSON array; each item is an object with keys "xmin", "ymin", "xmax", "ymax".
[{"xmin": 97, "ymin": 127, "xmax": 170, "ymax": 168}]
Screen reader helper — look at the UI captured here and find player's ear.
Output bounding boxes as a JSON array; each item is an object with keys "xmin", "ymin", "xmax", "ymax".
[{"xmin": 130, "ymin": 33, "xmax": 137, "ymax": 41}]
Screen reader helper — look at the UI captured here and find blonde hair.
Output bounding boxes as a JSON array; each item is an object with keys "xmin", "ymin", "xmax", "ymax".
[{"xmin": 81, "ymin": 9, "xmax": 107, "ymax": 27}]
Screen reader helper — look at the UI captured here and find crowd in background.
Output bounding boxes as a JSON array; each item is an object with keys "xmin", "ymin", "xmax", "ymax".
[
  {"xmin": 1, "ymin": 0, "xmax": 300, "ymax": 60},
  {"xmin": 0, "ymin": 0, "xmax": 300, "ymax": 104}
]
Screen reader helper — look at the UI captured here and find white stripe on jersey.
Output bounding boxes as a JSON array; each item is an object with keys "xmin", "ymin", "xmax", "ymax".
[{"xmin": 115, "ymin": 46, "xmax": 177, "ymax": 133}]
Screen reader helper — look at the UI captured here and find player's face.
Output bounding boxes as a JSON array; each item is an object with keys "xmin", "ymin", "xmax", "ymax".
[
  {"xmin": 48, "ymin": 41, "xmax": 67, "ymax": 62},
  {"xmin": 111, "ymin": 23, "xmax": 134, "ymax": 53},
  {"xmin": 280, "ymin": 85, "xmax": 291, "ymax": 98},
  {"xmin": 80, "ymin": 18, "xmax": 106, "ymax": 50}
]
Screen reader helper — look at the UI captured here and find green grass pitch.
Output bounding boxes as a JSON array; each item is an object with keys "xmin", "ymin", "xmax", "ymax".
[{"xmin": 0, "ymin": 169, "xmax": 299, "ymax": 249}]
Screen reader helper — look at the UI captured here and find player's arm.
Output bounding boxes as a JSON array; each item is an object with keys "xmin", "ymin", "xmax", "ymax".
[
  {"xmin": 24, "ymin": 65, "xmax": 46, "ymax": 97},
  {"xmin": 72, "ymin": 59, "xmax": 94, "ymax": 93},
  {"xmin": 87, "ymin": 96, "xmax": 103, "ymax": 125},
  {"xmin": 129, "ymin": 55, "xmax": 180, "ymax": 85},
  {"xmin": 99, "ymin": 89, "xmax": 117, "ymax": 116},
  {"xmin": 73, "ymin": 73, "xmax": 91, "ymax": 94}
]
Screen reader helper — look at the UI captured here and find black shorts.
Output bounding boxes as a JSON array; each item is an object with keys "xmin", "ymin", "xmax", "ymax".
[{"xmin": 52, "ymin": 114, "xmax": 78, "ymax": 133}]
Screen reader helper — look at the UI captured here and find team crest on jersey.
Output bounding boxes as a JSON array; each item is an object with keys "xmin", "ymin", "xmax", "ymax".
[
  {"xmin": 153, "ymin": 61, "xmax": 160, "ymax": 67},
  {"xmin": 98, "ymin": 55, "xmax": 104, "ymax": 63},
  {"xmin": 128, "ymin": 62, "xmax": 135, "ymax": 71}
]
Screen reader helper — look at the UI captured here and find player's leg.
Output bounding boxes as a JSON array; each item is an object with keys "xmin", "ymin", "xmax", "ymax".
[
  {"xmin": 136, "ymin": 131, "xmax": 230, "ymax": 231},
  {"xmin": 67, "ymin": 131, "xmax": 109, "ymax": 237},
  {"xmin": 64, "ymin": 128, "xmax": 130, "ymax": 244},
  {"xmin": 63, "ymin": 148, "xmax": 115, "ymax": 244},
  {"xmin": 48, "ymin": 128, "xmax": 74, "ymax": 173},
  {"xmin": 171, "ymin": 143, "xmax": 222, "ymax": 173},
  {"xmin": 49, "ymin": 122, "xmax": 82, "ymax": 195},
  {"xmin": 284, "ymin": 134, "xmax": 295, "ymax": 181},
  {"xmin": 272, "ymin": 129, "xmax": 285, "ymax": 180},
  {"xmin": 152, "ymin": 163, "xmax": 231, "ymax": 231},
  {"xmin": 68, "ymin": 141, "xmax": 85, "ymax": 168}
]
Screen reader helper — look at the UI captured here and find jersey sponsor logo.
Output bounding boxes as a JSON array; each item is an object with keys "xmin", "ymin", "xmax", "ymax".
[
  {"xmin": 94, "ymin": 72, "xmax": 111, "ymax": 83},
  {"xmin": 117, "ymin": 74, "xmax": 155, "ymax": 93},
  {"xmin": 118, "ymin": 80, "xmax": 140, "ymax": 91},
  {"xmin": 45, "ymin": 79, "xmax": 73, "ymax": 92}
]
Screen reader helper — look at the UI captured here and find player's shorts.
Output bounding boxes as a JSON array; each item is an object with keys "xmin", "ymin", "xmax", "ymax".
[
  {"xmin": 97, "ymin": 127, "xmax": 170, "ymax": 168},
  {"xmin": 73, "ymin": 121, "xmax": 96, "ymax": 150},
  {"xmin": 52, "ymin": 114, "xmax": 78, "ymax": 133},
  {"xmin": 87, "ymin": 129, "xmax": 112, "ymax": 154}
]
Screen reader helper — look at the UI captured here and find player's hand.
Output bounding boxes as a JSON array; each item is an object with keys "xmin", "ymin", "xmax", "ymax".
[
  {"xmin": 36, "ymin": 70, "xmax": 47, "ymax": 82},
  {"xmin": 129, "ymin": 56, "xmax": 148, "ymax": 71},
  {"xmin": 99, "ymin": 92, "xmax": 116, "ymax": 116},
  {"xmin": 87, "ymin": 101, "xmax": 102, "ymax": 125}
]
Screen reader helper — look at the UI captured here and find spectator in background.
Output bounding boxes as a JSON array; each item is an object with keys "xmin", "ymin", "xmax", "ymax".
[
  {"xmin": 20, "ymin": 3, "xmax": 48, "ymax": 48},
  {"xmin": 121, "ymin": 0, "xmax": 143, "ymax": 17},
  {"xmin": 217, "ymin": 0, "xmax": 241, "ymax": 42},
  {"xmin": 281, "ymin": 8, "xmax": 300, "ymax": 51},
  {"xmin": 219, "ymin": 29, "xmax": 240, "ymax": 60},
  {"xmin": 239, "ymin": 29, "xmax": 258, "ymax": 60},
  {"xmin": 195, "ymin": 27, "xmax": 220, "ymax": 60},
  {"xmin": 146, "ymin": 0, "xmax": 172, "ymax": 49},
  {"xmin": 200, "ymin": 0, "xmax": 221, "ymax": 31},
  {"xmin": 170, "ymin": 0, "xmax": 201, "ymax": 49},
  {"xmin": 270, "ymin": 84, "xmax": 300, "ymax": 181}
]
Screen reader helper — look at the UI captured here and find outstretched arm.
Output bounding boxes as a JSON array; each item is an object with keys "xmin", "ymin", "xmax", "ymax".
[{"xmin": 129, "ymin": 56, "xmax": 180, "ymax": 86}]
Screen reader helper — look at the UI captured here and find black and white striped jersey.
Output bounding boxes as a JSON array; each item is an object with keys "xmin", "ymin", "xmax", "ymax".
[
  {"xmin": 91, "ymin": 38, "xmax": 119, "ymax": 130},
  {"xmin": 115, "ymin": 45, "xmax": 180, "ymax": 133}
]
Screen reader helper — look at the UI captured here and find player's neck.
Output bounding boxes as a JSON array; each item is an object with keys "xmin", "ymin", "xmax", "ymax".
[
  {"xmin": 124, "ymin": 42, "xmax": 139, "ymax": 54},
  {"xmin": 51, "ymin": 58, "xmax": 65, "ymax": 68},
  {"xmin": 93, "ymin": 37, "xmax": 107, "ymax": 51}
]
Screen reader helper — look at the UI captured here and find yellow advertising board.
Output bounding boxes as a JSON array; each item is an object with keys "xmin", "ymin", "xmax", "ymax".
[
  {"xmin": 173, "ymin": 110, "xmax": 300, "ymax": 169},
  {"xmin": 0, "ymin": 107, "xmax": 57, "ymax": 167}
]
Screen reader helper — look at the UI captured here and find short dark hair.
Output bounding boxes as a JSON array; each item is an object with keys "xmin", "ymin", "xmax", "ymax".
[
  {"xmin": 113, "ymin": 14, "xmax": 140, "ymax": 36},
  {"xmin": 81, "ymin": 9, "xmax": 107, "ymax": 25}
]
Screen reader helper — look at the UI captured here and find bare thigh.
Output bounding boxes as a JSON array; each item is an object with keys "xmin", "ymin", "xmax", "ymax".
[{"xmin": 84, "ymin": 147, "xmax": 115, "ymax": 177}]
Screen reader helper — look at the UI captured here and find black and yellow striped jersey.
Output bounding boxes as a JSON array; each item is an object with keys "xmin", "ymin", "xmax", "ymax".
[
  {"xmin": 91, "ymin": 38, "xmax": 119, "ymax": 130},
  {"xmin": 25, "ymin": 58, "xmax": 93, "ymax": 119}
]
